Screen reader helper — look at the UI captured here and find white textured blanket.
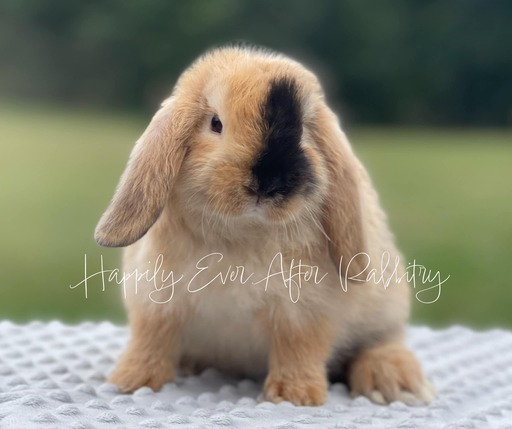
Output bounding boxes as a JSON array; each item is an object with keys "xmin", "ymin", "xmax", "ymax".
[{"xmin": 0, "ymin": 321, "xmax": 511, "ymax": 428}]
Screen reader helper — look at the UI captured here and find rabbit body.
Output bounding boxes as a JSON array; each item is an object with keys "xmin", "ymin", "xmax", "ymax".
[{"xmin": 95, "ymin": 47, "xmax": 434, "ymax": 406}]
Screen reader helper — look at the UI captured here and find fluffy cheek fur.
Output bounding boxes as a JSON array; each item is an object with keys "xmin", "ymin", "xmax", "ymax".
[{"xmin": 175, "ymin": 134, "xmax": 255, "ymax": 224}]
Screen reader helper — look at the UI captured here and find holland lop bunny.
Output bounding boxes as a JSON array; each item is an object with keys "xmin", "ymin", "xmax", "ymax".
[{"xmin": 95, "ymin": 46, "xmax": 434, "ymax": 406}]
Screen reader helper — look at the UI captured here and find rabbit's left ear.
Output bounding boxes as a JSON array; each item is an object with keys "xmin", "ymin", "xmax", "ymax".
[
  {"xmin": 313, "ymin": 104, "xmax": 366, "ymax": 277},
  {"xmin": 95, "ymin": 97, "xmax": 191, "ymax": 247}
]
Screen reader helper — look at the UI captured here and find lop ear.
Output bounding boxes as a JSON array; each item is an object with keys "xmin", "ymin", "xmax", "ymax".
[
  {"xmin": 95, "ymin": 97, "xmax": 190, "ymax": 247},
  {"xmin": 313, "ymin": 104, "xmax": 366, "ymax": 277}
]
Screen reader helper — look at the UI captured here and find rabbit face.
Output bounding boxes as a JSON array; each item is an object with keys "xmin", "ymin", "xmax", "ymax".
[
  {"xmin": 175, "ymin": 58, "xmax": 329, "ymax": 231},
  {"xmin": 94, "ymin": 47, "xmax": 349, "ymax": 252}
]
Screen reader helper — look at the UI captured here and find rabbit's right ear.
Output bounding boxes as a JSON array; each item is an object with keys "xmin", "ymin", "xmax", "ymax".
[
  {"xmin": 313, "ymin": 103, "xmax": 367, "ymax": 278},
  {"xmin": 95, "ymin": 97, "xmax": 190, "ymax": 247}
]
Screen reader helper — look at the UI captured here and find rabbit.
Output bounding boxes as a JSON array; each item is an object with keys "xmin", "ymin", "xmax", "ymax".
[{"xmin": 95, "ymin": 46, "xmax": 435, "ymax": 406}]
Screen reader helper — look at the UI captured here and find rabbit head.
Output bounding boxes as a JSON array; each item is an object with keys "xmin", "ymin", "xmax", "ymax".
[{"xmin": 95, "ymin": 47, "xmax": 365, "ymax": 274}]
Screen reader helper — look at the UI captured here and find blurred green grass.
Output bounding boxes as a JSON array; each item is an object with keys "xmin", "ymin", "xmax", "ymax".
[{"xmin": 1, "ymin": 101, "xmax": 511, "ymax": 328}]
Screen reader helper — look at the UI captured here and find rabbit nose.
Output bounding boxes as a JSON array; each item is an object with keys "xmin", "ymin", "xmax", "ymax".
[
  {"xmin": 257, "ymin": 177, "xmax": 283, "ymax": 198},
  {"xmin": 245, "ymin": 178, "xmax": 285, "ymax": 199},
  {"xmin": 244, "ymin": 184, "xmax": 260, "ymax": 197},
  {"xmin": 244, "ymin": 185, "xmax": 264, "ymax": 206}
]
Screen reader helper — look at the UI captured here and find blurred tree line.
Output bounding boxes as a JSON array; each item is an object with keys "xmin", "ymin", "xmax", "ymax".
[{"xmin": 1, "ymin": 0, "xmax": 511, "ymax": 125}]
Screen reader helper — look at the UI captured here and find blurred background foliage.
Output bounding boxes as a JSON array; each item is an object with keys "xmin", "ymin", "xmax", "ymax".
[
  {"xmin": 1, "ymin": 0, "xmax": 512, "ymax": 125},
  {"xmin": 0, "ymin": 0, "xmax": 511, "ymax": 328}
]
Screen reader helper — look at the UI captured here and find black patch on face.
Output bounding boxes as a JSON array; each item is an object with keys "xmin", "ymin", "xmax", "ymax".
[{"xmin": 251, "ymin": 78, "xmax": 313, "ymax": 198}]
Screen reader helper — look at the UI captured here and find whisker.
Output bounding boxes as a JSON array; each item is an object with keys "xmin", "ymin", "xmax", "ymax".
[
  {"xmin": 306, "ymin": 206, "xmax": 331, "ymax": 243},
  {"xmin": 185, "ymin": 190, "xmax": 201, "ymax": 210}
]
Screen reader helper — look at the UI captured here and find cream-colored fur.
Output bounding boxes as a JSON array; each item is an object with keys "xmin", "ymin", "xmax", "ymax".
[{"xmin": 95, "ymin": 46, "xmax": 434, "ymax": 406}]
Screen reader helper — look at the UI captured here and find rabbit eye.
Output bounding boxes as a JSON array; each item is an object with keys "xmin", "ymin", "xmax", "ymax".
[{"xmin": 210, "ymin": 115, "xmax": 223, "ymax": 134}]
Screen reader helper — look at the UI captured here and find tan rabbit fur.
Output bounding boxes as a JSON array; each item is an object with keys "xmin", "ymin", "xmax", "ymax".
[{"xmin": 95, "ymin": 46, "xmax": 435, "ymax": 406}]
